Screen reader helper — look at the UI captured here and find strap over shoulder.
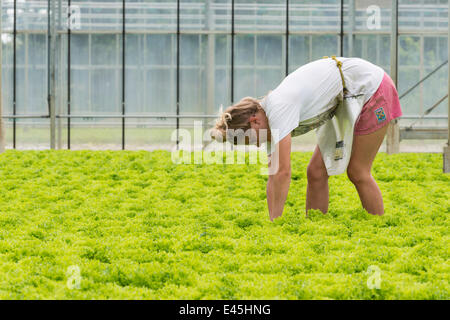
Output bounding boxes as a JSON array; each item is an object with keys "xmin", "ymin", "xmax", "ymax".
[{"xmin": 323, "ymin": 55, "xmax": 348, "ymax": 93}]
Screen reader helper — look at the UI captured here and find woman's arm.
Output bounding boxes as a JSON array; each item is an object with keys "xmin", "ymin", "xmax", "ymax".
[{"xmin": 266, "ymin": 134, "xmax": 292, "ymax": 221}]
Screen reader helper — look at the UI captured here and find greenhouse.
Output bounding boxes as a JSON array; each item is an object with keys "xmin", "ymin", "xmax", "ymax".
[
  {"xmin": 0, "ymin": 1, "xmax": 448, "ymax": 302},
  {"xmin": 0, "ymin": 0, "xmax": 448, "ymax": 154}
]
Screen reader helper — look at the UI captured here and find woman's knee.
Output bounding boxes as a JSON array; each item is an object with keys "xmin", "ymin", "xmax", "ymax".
[
  {"xmin": 347, "ymin": 165, "xmax": 372, "ymax": 185},
  {"xmin": 307, "ymin": 162, "xmax": 328, "ymax": 184}
]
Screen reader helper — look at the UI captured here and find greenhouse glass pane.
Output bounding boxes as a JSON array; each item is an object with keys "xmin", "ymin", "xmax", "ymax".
[
  {"xmin": 351, "ymin": 34, "xmax": 390, "ymax": 72},
  {"xmin": 1, "ymin": 32, "xmax": 14, "ymax": 115},
  {"xmin": 71, "ymin": 69, "xmax": 90, "ymax": 113},
  {"xmin": 288, "ymin": 35, "xmax": 310, "ymax": 73},
  {"xmin": 180, "ymin": 0, "xmax": 206, "ymax": 31},
  {"xmin": 214, "ymin": 35, "xmax": 232, "ymax": 111},
  {"xmin": 289, "ymin": 35, "xmax": 338, "ymax": 73},
  {"xmin": 15, "ymin": 119, "xmax": 50, "ymax": 149},
  {"xmin": 70, "ymin": 34, "xmax": 122, "ymax": 114},
  {"xmin": 1, "ymin": 0, "xmax": 14, "ymax": 31},
  {"xmin": 311, "ymin": 34, "xmax": 338, "ymax": 60},
  {"xmin": 56, "ymin": 34, "xmax": 69, "ymax": 118},
  {"xmin": 235, "ymin": 0, "xmax": 286, "ymax": 33},
  {"xmin": 179, "ymin": 0, "xmax": 232, "ymax": 33},
  {"xmin": 125, "ymin": 34, "xmax": 177, "ymax": 114},
  {"xmin": 69, "ymin": 118, "xmax": 122, "ymax": 150},
  {"xmin": 126, "ymin": 0, "xmax": 177, "ymax": 31},
  {"xmin": 398, "ymin": 35, "xmax": 421, "ymax": 116},
  {"xmin": 73, "ymin": 0, "xmax": 123, "ymax": 31},
  {"xmin": 399, "ymin": 0, "xmax": 448, "ymax": 33},
  {"xmin": 147, "ymin": 67, "xmax": 176, "ymax": 113},
  {"xmin": 424, "ymin": 36, "xmax": 448, "ymax": 67},
  {"xmin": 179, "ymin": 34, "xmax": 205, "ymax": 114},
  {"xmin": 70, "ymin": 34, "xmax": 121, "ymax": 115},
  {"xmin": 234, "ymin": 34, "xmax": 284, "ymax": 99},
  {"xmin": 290, "ymin": 0, "xmax": 339, "ymax": 32},
  {"xmin": 133, "ymin": 34, "xmax": 177, "ymax": 114},
  {"xmin": 125, "ymin": 122, "xmax": 178, "ymax": 150},
  {"xmin": 15, "ymin": 33, "xmax": 47, "ymax": 115},
  {"xmin": 16, "ymin": 0, "xmax": 48, "ymax": 31}
]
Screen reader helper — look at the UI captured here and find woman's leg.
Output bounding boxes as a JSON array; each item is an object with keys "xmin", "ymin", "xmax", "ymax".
[
  {"xmin": 347, "ymin": 123, "xmax": 389, "ymax": 215},
  {"xmin": 306, "ymin": 145, "xmax": 329, "ymax": 214}
]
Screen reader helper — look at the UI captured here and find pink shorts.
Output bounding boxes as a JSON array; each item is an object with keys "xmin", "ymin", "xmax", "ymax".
[{"xmin": 354, "ymin": 72, "xmax": 403, "ymax": 135}]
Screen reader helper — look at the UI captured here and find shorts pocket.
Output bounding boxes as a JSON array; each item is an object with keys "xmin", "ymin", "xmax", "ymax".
[{"xmin": 354, "ymin": 94, "xmax": 389, "ymax": 133}]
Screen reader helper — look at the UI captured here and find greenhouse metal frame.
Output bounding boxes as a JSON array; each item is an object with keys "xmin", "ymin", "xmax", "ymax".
[{"xmin": 0, "ymin": 0, "xmax": 449, "ymax": 170}]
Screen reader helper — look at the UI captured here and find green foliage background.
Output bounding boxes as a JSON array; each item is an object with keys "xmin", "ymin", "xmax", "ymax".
[{"xmin": 0, "ymin": 150, "xmax": 448, "ymax": 299}]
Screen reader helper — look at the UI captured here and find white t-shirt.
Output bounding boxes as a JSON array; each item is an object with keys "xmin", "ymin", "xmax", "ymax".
[{"xmin": 260, "ymin": 57, "xmax": 385, "ymax": 154}]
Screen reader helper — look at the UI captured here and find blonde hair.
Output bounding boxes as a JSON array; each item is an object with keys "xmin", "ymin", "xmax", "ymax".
[{"xmin": 211, "ymin": 96, "xmax": 264, "ymax": 143}]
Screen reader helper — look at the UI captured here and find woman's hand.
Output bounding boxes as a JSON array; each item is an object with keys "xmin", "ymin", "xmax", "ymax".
[{"xmin": 266, "ymin": 134, "xmax": 292, "ymax": 221}]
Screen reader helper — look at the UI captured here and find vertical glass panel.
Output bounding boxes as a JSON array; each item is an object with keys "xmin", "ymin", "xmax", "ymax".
[
  {"xmin": 398, "ymin": 35, "xmax": 421, "ymax": 116},
  {"xmin": 1, "ymin": 19, "xmax": 14, "ymax": 148},
  {"xmin": 424, "ymin": 36, "xmax": 447, "ymax": 68},
  {"xmin": 179, "ymin": 34, "xmax": 205, "ymax": 114},
  {"xmin": 234, "ymin": 34, "xmax": 255, "ymax": 99},
  {"xmin": 1, "ymin": 32, "xmax": 14, "ymax": 115},
  {"xmin": 311, "ymin": 34, "xmax": 338, "ymax": 60},
  {"xmin": 288, "ymin": 35, "xmax": 310, "ymax": 72},
  {"xmin": 70, "ymin": 34, "xmax": 89, "ymax": 113},
  {"xmin": 125, "ymin": 34, "xmax": 177, "ymax": 114},
  {"xmin": 178, "ymin": 33, "xmax": 232, "ymax": 118},
  {"xmin": 214, "ymin": 35, "xmax": 232, "ymax": 111},
  {"xmin": 92, "ymin": 68, "xmax": 121, "ymax": 113},
  {"xmin": 177, "ymin": 0, "xmax": 232, "ymax": 122},
  {"xmin": 56, "ymin": 33, "xmax": 69, "ymax": 149},
  {"xmin": 71, "ymin": 68, "xmax": 89, "ymax": 113},
  {"xmin": 91, "ymin": 34, "xmax": 122, "ymax": 114},
  {"xmin": 422, "ymin": 35, "xmax": 447, "ymax": 124},
  {"xmin": 71, "ymin": 34, "xmax": 122, "ymax": 115},
  {"xmin": 352, "ymin": 34, "xmax": 390, "ymax": 72},
  {"xmin": 124, "ymin": 33, "xmax": 142, "ymax": 114},
  {"xmin": 147, "ymin": 64, "xmax": 176, "ymax": 113},
  {"xmin": 70, "ymin": 32, "xmax": 123, "ymax": 149},
  {"xmin": 289, "ymin": 35, "xmax": 339, "ymax": 74},
  {"xmin": 234, "ymin": 34, "xmax": 284, "ymax": 100},
  {"xmin": 71, "ymin": 33, "xmax": 89, "ymax": 64},
  {"xmin": 1, "ymin": 0, "xmax": 14, "ymax": 31},
  {"xmin": 16, "ymin": 33, "xmax": 47, "ymax": 115}
]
